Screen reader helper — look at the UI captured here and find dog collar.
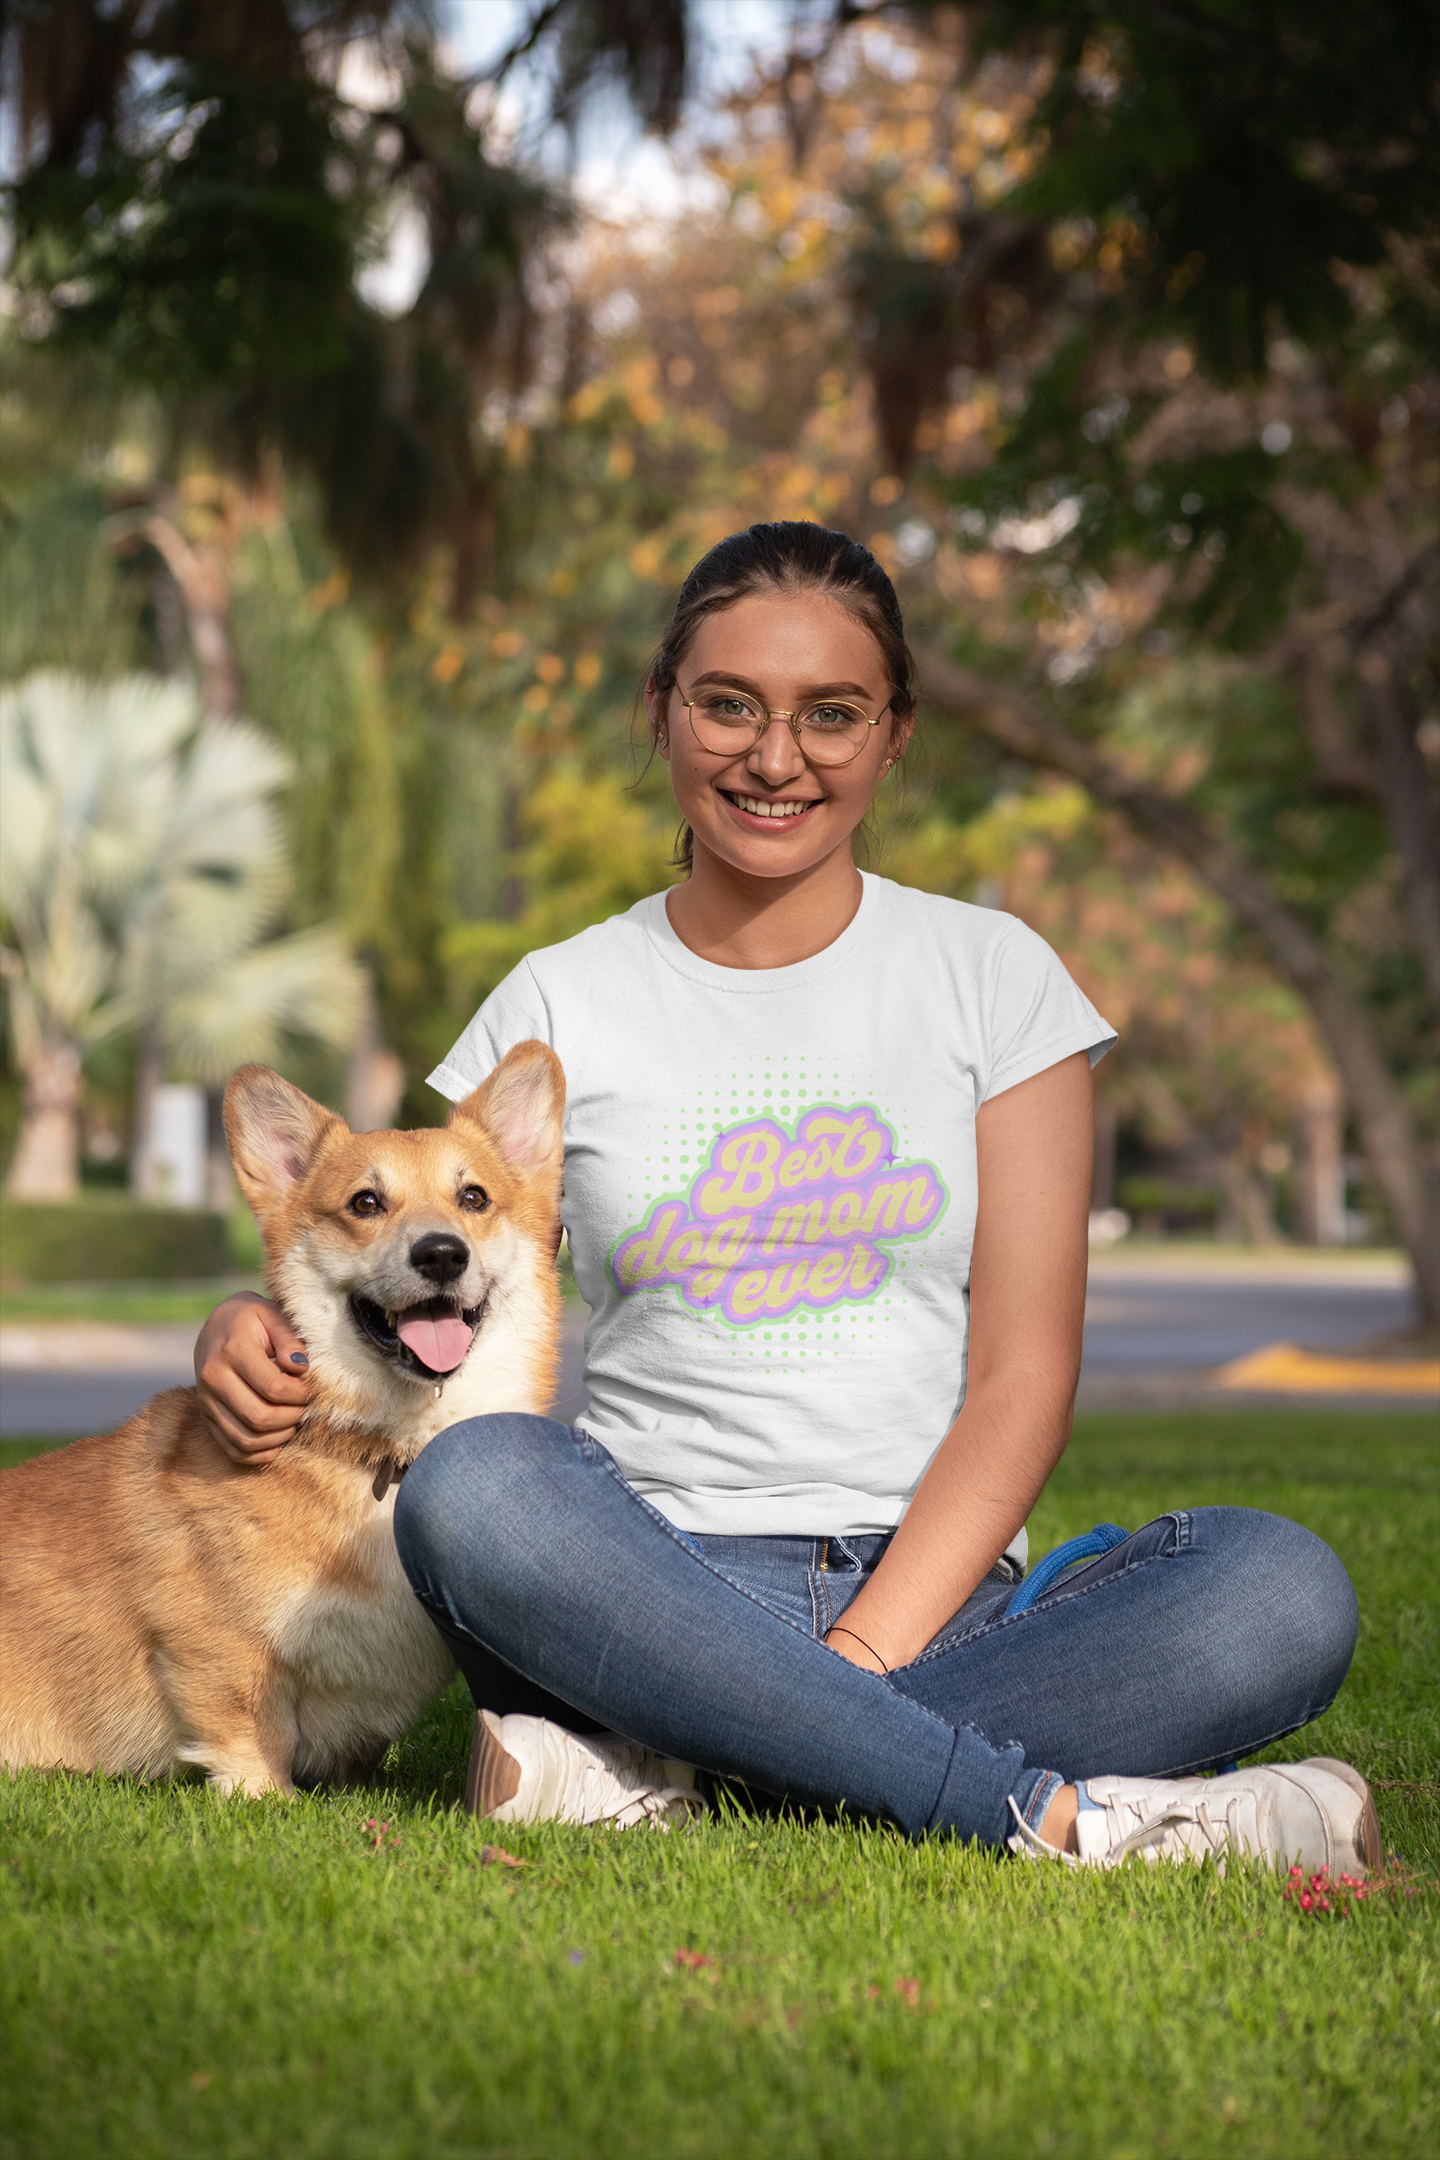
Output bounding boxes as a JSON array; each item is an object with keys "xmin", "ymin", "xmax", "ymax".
[{"xmin": 371, "ymin": 1458, "xmax": 409, "ymax": 1503}]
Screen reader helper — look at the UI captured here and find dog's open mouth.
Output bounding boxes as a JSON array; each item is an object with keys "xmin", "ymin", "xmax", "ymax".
[{"xmin": 348, "ymin": 1294, "xmax": 486, "ymax": 1381}]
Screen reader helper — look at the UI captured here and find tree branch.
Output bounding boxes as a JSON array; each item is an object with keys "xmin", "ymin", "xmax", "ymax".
[
  {"xmin": 1346, "ymin": 541, "xmax": 1439, "ymax": 654},
  {"xmin": 913, "ymin": 641, "xmax": 1439, "ymax": 1318}
]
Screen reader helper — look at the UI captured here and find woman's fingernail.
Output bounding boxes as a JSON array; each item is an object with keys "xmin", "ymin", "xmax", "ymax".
[{"xmin": 289, "ymin": 1351, "xmax": 309, "ymax": 1369}]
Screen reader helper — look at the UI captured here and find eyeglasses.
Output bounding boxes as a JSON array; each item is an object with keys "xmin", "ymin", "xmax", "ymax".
[{"xmin": 676, "ymin": 683, "xmax": 892, "ymax": 768}]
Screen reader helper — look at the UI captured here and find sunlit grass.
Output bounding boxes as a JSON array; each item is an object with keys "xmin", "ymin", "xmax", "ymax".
[
  {"xmin": 0, "ymin": 1277, "xmax": 264, "ymax": 1327},
  {"xmin": 3, "ymin": 1410, "xmax": 1436, "ymax": 2160}
]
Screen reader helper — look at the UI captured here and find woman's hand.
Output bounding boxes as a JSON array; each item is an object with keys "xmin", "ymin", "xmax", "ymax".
[
  {"xmin": 824, "ymin": 1051, "xmax": 1095, "ymax": 1672},
  {"xmin": 824, "ymin": 1624, "xmax": 889, "ymax": 1677},
  {"xmin": 194, "ymin": 1291, "xmax": 311, "ymax": 1466}
]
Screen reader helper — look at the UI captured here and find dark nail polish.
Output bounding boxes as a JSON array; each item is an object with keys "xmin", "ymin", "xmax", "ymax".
[{"xmin": 289, "ymin": 1351, "xmax": 309, "ymax": 1369}]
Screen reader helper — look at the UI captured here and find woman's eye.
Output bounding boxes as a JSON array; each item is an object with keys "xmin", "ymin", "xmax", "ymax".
[
  {"xmin": 349, "ymin": 1190, "xmax": 383, "ymax": 1217},
  {"xmin": 459, "ymin": 1185, "xmax": 490, "ymax": 1212},
  {"xmin": 806, "ymin": 704, "xmax": 850, "ymax": 729},
  {"xmin": 705, "ymin": 696, "xmax": 754, "ymax": 720}
]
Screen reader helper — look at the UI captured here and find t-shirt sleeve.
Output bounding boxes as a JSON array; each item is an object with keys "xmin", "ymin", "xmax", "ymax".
[
  {"xmin": 427, "ymin": 959, "xmax": 553, "ymax": 1104},
  {"xmin": 981, "ymin": 918, "xmax": 1117, "ymax": 1104}
]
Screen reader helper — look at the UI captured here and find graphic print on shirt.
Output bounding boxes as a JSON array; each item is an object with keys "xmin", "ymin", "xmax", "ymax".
[{"xmin": 610, "ymin": 1103, "xmax": 947, "ymax": 1327}]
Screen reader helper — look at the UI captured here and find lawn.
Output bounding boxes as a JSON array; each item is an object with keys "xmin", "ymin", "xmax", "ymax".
[
  {"xmin": 2, "ymin": 1408, "xmax": 1436, "ymax": 2160},
  {"xmin": 0, "ymin": 1276, "xmax": 263, "ymax": 1327}
]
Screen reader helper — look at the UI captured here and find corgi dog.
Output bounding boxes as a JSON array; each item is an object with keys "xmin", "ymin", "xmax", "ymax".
[{"xmin": 0, "ymin": 1039, "xmax": 564, "ymax": 1797}]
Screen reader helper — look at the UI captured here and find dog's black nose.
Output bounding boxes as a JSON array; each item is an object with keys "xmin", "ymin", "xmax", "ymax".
[{"xmin": 408, "ymin": 1231, "xmax": 470, "ymax": 1285}]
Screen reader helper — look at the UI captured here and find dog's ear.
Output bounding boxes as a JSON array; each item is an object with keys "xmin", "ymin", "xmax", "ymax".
[
  {"xmin": 224, "ymin": 1066, "xmax": 343, "ymax": 1220},
  {"xmin": 453, "ymin": 1040, "xmax": 565, "ymax": 1185}
]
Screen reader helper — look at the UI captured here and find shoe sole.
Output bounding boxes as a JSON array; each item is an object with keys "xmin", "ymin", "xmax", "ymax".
[
  {"xmin": 1302, "ymin": 1756, "xmax": 1384, "ymax": 1873},
  {"xmin": 464, "ymin": 1712, "xmax": 522, "ymax": 1819}
]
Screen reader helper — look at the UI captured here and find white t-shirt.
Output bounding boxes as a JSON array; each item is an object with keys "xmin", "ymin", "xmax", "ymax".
[{"xmin": 430, "ymin": 874, "xmax": 1114, "ymax": 1549}]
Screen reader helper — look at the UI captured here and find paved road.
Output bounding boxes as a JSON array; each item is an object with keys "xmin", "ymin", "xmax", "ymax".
[
  {"xmin": 1078, "ymin": 1258, "xmax": 1414, "ymax": 1374},
  {"xmin": 1, "ymin": 1254, "xmax": 1422, "ymax": 1436}
]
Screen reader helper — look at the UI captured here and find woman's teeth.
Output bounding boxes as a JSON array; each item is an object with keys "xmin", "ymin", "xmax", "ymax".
[{"xmin": 732, "ymin": 794, "xmax": 813, "ymax": 819}]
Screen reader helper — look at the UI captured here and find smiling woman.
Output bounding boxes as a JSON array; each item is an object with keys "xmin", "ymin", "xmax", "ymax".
[{"xmin": 191, "ymin": 521, "xmax": 1379, "ymax": 1879}]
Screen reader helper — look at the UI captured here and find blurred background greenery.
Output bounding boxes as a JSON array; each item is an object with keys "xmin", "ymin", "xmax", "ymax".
[{"xmin": 0, "ymin": 1, "xmax": 1435, "ymax": 1320}]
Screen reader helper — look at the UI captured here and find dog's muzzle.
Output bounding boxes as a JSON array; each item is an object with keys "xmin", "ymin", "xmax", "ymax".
[{"xmin": 348, "ymin": 1293, "xmax": 487, "ymax": 1382}]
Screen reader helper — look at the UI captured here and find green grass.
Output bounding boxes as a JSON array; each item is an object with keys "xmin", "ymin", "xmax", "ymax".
[
  {"xmin": 0, "ymin": 1276, "xmax": 264, "ymax": 1326},
  {"xmin": 3, "ymin": 1410, "xmax": 1436, "ymax": 2160}
]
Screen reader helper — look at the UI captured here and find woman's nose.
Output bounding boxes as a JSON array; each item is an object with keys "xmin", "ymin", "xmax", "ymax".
[{"xmin": 747, "ymin": 714, "xmax": 807, "ymax": 781}]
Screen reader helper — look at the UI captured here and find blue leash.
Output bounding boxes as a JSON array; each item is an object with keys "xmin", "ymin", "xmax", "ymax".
[{"xmin": 1006, "ymin": 1523, "xmax": 1130, "ymax": 1614}]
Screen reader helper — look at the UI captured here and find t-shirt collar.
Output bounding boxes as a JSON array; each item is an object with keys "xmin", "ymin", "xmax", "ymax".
[{"xmin": 639, "ymin": 873, "xmax": 881, "ymax": 992}]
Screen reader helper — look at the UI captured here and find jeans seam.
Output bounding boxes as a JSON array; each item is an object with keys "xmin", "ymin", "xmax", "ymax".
[
  {"xmin": 1021, "ymin": 1773, "xmax": 1060, "ymax": 1828},
  {"xmin": 580, "ymin": 1440, "xmax": 965, "ymax": 1743},
  {"xmin": 904, "ymin": 1515, "xmax": 1190, "ymax": 1667},
  {"xmin": 811, "ymin": 1544, "xmax": 830, "ymax": 1638}
]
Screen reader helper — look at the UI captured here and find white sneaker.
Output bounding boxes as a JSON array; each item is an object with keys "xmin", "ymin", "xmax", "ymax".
[
  {"xmin": 1008, "ymin": 1756, "xmax": 1382, "ymax": 1875},
  {"xmin": 465, "ymin": 1710, "xmax": 704, "ymax": 1831}
]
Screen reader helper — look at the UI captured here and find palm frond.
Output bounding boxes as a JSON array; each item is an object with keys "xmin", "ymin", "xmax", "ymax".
[{"xmin": 162, "ymin": 926, "xmax": 368, "ymax": 1083}]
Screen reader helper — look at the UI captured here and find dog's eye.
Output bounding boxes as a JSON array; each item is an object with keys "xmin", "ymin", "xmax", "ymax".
[
  {"xmin": 459, "ymin": 1184, "xmax": 490, "ymax": 1212},
  {"xmin": 349, "ymin": 1190, "xmax": 384, "ymax": 1217}
]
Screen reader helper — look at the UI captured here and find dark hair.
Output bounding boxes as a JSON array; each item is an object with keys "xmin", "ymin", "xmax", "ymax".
[{"xmin": 642, "ymin": 521, "xmax": 917, "ymax": 870}]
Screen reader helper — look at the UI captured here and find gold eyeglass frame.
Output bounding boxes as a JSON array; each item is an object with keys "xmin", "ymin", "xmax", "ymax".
[{"xmin": 675, "ymin": 684, "xmax": 893, "ymax": 768}]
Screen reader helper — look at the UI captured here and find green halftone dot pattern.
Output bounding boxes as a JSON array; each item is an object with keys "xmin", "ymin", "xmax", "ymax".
[{"xmin": 615, "ymin": 1063, "xmax": 956, "ymax": 1371}]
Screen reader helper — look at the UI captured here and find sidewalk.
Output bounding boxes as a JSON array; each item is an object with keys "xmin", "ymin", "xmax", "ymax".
[{"xmin": 3, "ymin": 1251, "xmax": 1435, "ymax": 1435}]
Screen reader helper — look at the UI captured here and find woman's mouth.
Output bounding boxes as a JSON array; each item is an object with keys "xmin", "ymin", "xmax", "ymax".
[{"xmin": 721, "ymin": 790, "xmax": 821, "ymax": 825}]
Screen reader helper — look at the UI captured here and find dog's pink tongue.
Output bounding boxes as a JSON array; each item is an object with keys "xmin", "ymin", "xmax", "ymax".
[{"xmin": 396, "ymin": 1312, "xmax": 475, "ymax": 1374}]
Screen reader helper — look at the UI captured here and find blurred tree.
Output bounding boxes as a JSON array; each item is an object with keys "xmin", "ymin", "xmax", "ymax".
[
  {"xmin": 0, "ymin": 671, "xmax": 364, "ymax": 1198},
  {"xmin": 5, "ymin": 0, "xmax": 1434, "ymax": 1317},
  {"xmin": 846, "ymin": 3, "xmax": 1440, "ymax": 1314},
  {"xmin": 442, "ymin": 765, "xmax": 679, "ymax": 1012},
  {"xmin": 892, "ymin": 774, "xmax": 1335, "ymax": 1240},
  {"xmin": 3, "ymin": 0, "xmax": 691, "ymax": 618}
]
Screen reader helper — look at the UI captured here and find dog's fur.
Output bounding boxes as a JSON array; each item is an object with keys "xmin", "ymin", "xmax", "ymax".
[{"xmin": 0, "ymin": 1040, "xmax": 564, "ymax": 1796}]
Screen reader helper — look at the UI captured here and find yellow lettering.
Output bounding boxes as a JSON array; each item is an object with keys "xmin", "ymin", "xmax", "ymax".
[
  {"xmin": 666, "ymin": 1225, "xmax": 707, "ymax": 1270},
  {"xmin": 859, "ymin": 1177, "xmax": 928, "ymax": 1234},
  {"xmin": 826, "ymin": 1191, "xmax": 864, "ymax": 1238},
  {"xmin": 777, "ymin": 1145, "xmax": 809, "ymax": 1190},
  {"xmin": 831, "ymin": 1112, "xmax": 887, "ymax": 1180},
  {"xmin": 762, "ymin": 1199, "xmax": 827, "ymax": 1256},
  {"xmin": 617, "ymin": 1204, "xmax": 682, "ymax": 1284},
  {"xmin": 730, "ymin": 1269, "xmax": 768, "ymax": 1319},
  {"xmin": 704, "ymin": 1216, "xmax": 752, "ymax": 1270},
  {"xmin": 808, "ymin": 1250, "xmax": 846, "ymax": 1299},
  {"xmin": 762, "ymin": 1261, "xmax": 810, "ymax": 1313},
  {"xmin": 697, "ymin": 1128, "xmax": 783, "ymax": 1215}
]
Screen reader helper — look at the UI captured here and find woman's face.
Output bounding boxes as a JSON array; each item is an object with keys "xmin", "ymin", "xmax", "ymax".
[{"xmin": 650, "ymin": 588, "xmax": 911, "ymax": 881}]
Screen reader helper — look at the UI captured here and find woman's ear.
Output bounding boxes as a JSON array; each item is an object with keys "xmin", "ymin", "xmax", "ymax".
[
  {"xmin": 886, "ymin": 706, "xmax": 916, "ymax": 768},
  {"xmin": 645, "ymin": 676, "xmax": 671, "ymax": 761}
]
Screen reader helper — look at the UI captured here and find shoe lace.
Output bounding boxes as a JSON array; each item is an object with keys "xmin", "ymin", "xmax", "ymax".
[
  {"xmin": 567, "ymin": 1739, "xmax": 698, "ymax": 1827},
  {"xmin": 609, "ymin": 1786, "xmax": 704, "ymax": 1831},
  {"xmin": 1106, "ymin": 1792, "xmax": 1239, "ymax": 1864}
]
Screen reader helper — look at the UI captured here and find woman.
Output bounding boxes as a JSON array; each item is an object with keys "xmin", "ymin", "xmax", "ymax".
[{"xmin": 196, "ymin": 522, "xmax": 1377, "ymax": 1870}]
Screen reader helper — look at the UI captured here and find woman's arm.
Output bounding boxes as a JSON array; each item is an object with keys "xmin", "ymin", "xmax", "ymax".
[
  {"xmin": 194, "ymin": 1292, "xmax": 312, "ymax": 1465},
  {"xmin": 825, "ymin": 1051, "xmax": 1093, "ymax": 1675}
]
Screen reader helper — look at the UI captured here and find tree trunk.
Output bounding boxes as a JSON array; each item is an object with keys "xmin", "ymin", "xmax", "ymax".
[
  {"xmin": 205, "ymin": 1088, "xmax": 236, "ymax": 1212},
  {"xmin": 5, "ymin": 1039, "xmax": 83, "ymax": 1200},
  {"xmin": 1357, "ymin": 657, "xmax": 1440, "ymax": 1011},
  {"xmin": 1215, "ymin": 1149, "xmax": 1284, "ymax": 1247},
  {"xmin": 345, "ymin": 984, "xmax": 406, "ymax": 1133},
  {"xmin": 130, "ymin": 1022, "xmax": 166, "ymax": 1201},
  {"xmin": 914, "ymin": 645, "xmax": 1440, "ymax": 1324},
  {"xmin": 1294, "ymin": 1083, "xmax": 1346, "ymax": 1245},
  {"xmin": 119, "ymin": 513, "xmax": 241, "ymax": 718}
]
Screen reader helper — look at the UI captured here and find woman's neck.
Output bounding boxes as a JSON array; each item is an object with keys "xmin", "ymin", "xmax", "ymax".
[{"xmin": 664, "ymin": 840, "xmax": 863, "ymax": 969}]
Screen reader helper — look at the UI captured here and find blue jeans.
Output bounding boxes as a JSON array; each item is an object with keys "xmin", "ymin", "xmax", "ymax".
[{"xmin": 393, "ymin": 1415, "xmax": 1359, "ymax": 1851}]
